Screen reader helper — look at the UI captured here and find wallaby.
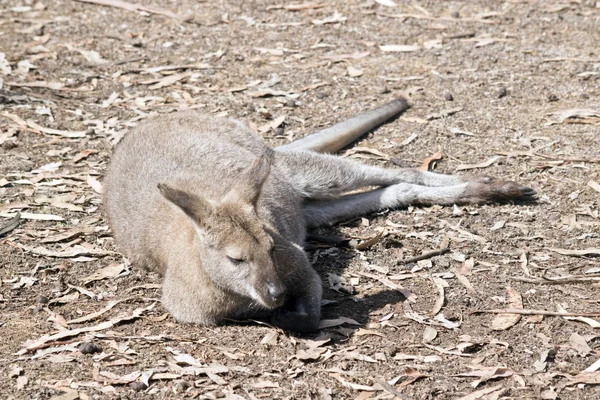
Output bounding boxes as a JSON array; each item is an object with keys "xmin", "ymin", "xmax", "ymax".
[{"xmin": 103, "ymin": 97, "xmax": 535, "ymax": 333}]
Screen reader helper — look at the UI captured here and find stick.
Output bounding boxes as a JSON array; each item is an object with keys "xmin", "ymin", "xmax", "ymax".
[
  {"xmin": 399, "ymin": 247, "xmax": 450, "ymax": 264},
  {"xmin": 473, "ymin": 309, "xmax": 600, "ymax": 317},
  {"xmin": 511, "ymin": 275, "xmax": 600, "ymax": 285},
  {"xmin": 75, "ymin": 0, "xmax": 185, "ymax": 20}
]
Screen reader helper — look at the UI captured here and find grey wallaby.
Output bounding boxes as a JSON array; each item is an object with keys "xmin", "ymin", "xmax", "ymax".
[{"xmin": 103, "ymin": 98, "xmax": 535, "ymax": 333}]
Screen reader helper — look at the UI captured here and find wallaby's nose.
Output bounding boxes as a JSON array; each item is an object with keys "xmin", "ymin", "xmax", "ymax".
[{"xmin": 267, "ymin": 282, "xmax": 286, "ymax": 307}]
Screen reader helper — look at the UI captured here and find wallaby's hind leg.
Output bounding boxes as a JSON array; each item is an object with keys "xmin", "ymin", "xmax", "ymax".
[
  {"xmin": 275, "ymin": 150, "xmax": 513, "ymax": 198},
  {"xmin": 304, "ymin": 181, "xmax": 536, "ymax": 228}
]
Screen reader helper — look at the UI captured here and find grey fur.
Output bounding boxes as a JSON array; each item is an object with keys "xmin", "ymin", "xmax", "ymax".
[{"xmin": 103, "ymin": 99, "xmax": 534, "ymax": 333}]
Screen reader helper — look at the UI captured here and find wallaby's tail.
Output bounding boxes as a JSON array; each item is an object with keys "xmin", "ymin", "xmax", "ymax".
[{"xmin": 275, "ymin": 97, "xmax": 410, "ymax": 154}]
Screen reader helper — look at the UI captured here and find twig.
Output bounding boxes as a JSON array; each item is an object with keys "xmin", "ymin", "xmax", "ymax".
[
  {"xmin": 96, "ymin": 56, "xmax": 148, "ymax": 69},
  {"xmin": 511, "ymin": 275, "xmax": 600, "ymax": 285},
  {"xmin": 75, "ymin": 0, "xmax": 186, "ymax": 20},
  {"xmin": 473, "ymin": 309, "xmax": 600, "ymax": 317},
  {"xmin": 537, "ymin": 154, "xmax": 600, "ymax": 163},
  {"xmin": 399, "ymin": 247, "xmax": 450, "ymax": 264}
]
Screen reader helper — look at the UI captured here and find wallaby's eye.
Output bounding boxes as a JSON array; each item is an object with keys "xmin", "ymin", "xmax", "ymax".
[{"xmin": 227, "ymin": 256, "xmax": 245, "ymax": 265}]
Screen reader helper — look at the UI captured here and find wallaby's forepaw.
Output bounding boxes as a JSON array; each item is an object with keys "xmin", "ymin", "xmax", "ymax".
[
  {"xmin": 270, "ymin": 308, "xmax": 319, "ymax": 334},
  {"xmin": 465, "ymin": 180, "xmax": 536, "ymax": 204}
]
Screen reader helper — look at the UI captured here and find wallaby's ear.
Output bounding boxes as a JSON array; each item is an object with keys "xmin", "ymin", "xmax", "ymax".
[
  {"xmin": 223, "ymin": 154, "xmax": 272, "ymax": 207},
  {"xmin": 158, "ymin": 183, "xmax": 213, "ymax": 225}
]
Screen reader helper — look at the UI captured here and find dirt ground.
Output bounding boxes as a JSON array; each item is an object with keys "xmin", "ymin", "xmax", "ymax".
[{"xmin": 1, "ymin": 0, "xmax": 600, "ymax": 399}]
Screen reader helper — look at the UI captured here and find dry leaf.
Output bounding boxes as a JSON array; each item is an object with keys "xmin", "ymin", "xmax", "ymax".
[
  {"xmin": 318, "ymin": 317, "xmax": 361, "ymax": 329},
  {"xmin": 546, "ymin": 108, "xmax": 600, "ymax": 126},
  {"xmin": 426, "ymin": 107, "xmax": 462, "ymax": 120},
  {"xmin": 18, "ymin": 303, "xmax": 155, "ymax": 355},
  {"xmin": 569, "ymin": 332, "xmax": 592, "ymax": 357},
  {"xmin": 374, "ymin": 0, "xmax": 397, "ymax": 7},
  {"xmin": 0, "ymin": 212, "xmax": 63, "ymax": 221},
  {"xmin": 549, "ymin": 248, "xmax": 600, "ymax": 257},
  {"xmin": 419, "ymin": 151, "xmax": 443, "ymax": 171},
  {"xmin": 17, "ymin": 243, "xmax": 115, "ymax": 259},
  {"xmin": 258, "ymin": 115, "xmax": 285, "ymax": 134},
  {"xmin": 251, "ymin": 381, "xmax": 280, "ymax": 389},
  {"xmin": 422, "ymin": 326, "xmax": 438, "ymax": 343},
  {"xmin": 26, "ymin": 120, "xmax": 87, "ymax": 138},
  {"xmin": 74, "ymin": 0, "xmax": 184, "ymax": 20},
  {"xmin": 0, "ymin": 213, "xmax": 20, "ymax": 237},
  {"xmin": 355, "ymin": 328, "xmax": 384, "ymax": 337},
  {"xmin": 87, "ymin": 175, "xmax": 103, "ymax": 193},
  {"xmin": 347, "ymin": 66, "xmax": 363, "ymax": 77},
  {"xmin": 379, "ymin": 44, "xmax": 420, "ymax": 52},
  {"xmin": 81, "ymin": 263, "xmax": 128, "ymax": 284},
  {"xmin": 312, "ymin": 12, "xmax": 347, "ymax": 25},
  {"xmin": 456, "ymin": 385, "xmax": 503, "ymax": 400},
  {"xmin": 568, "ymin": 371, "xmax": 600, "ymax": 385},
  {"xmin": 456, "ymin": 156, "xmax": 501, "ymax": 171},
  {"xmin": 491, "ymin": 287, "xmax": 522, "ymax": 330},
  {"xmin": 587, "ymin": 180, "xmax": 600, "ymax": 194}
]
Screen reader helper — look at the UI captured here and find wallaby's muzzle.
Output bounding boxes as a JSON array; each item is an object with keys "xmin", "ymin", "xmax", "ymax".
[{"xmin": 257, "ymin": 279, "xmax": 286, "ymax": 309}]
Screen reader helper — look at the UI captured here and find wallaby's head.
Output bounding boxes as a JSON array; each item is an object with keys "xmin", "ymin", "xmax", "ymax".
[{"xmin": 157, "ymin": 155, "xmax": 286, "ymax": 309}]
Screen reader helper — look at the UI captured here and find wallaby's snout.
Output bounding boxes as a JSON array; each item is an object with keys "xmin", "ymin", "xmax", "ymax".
[{"xmin": 264, "ymin": 279, "xmax": 286, "ymax": 308}]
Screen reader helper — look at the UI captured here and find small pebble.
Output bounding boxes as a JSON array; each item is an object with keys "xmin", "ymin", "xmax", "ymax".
[
  {"xmin": 129, "ymin": 382, "xmax": 148, "ymax": 392},
  {"xmin": 497, "ymin": 87, "xmax": 508, "ymax": 98},
  {"xmin": 315, "ymin": 91, "xmax": 327, "ymax": 99},
  {"xmin": 79, "ymin": 342, "xmax": 102, "ymax": 355},
  {"xmin": 443, "ymin": 91, "xmax": 454, "ymax": 101},
  {"xmin": 379, "ymin": 85, "xmax": 390, "ymax": 94},
  {"xmin": 285, "ymin": 99, "xmax": 297, "ymax": 107},
  {"xmin": 4, "ymin": 141, "xmax": 17, "ymax": 149},
  {"xmin": 175, "ymin": 380, "xmax": 190, "ymax": 392},
  {"xmin": 547, "ymin": 94, "xmax": 559, "ymax": 102},
  {"xmin": 451, "ymin": 11, "xmax": 460, "ymax": 18},
  {"xmin": 36, "ymin": 295, "xmax": 49, "ymax": 304},
  {"xmin": 580, "ymin": 93, "xmax": 590, "ymax": 100}
]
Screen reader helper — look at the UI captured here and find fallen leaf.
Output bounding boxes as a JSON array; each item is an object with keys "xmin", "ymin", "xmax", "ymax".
[
  {"xmin": 258, "ymin": 115, "xmax": 285, "ymax": 134},
  {"xmin": 68, "ymin": 298, "xmax": 132, "ymax": 324},
  {"xmin": 17, "ymin": 303, "xmax": 155, "ymax": 355},
  {"xmin": 81, "ymin": 263, "xmax": 128, "ymax": 284},
  {"xmin": 312, "ymin": 12, "xmax": 347, "ymax": 25},
  {"xmin": 567, "ymin": 371, "xmax": 600, "ymax": 385},
  {"xmin": 142, "ymin": 72, "xmax": 192, "ymax": 90},
  {"xmin": 422, "ymin": 326, "xmax": 438, "ymax": 343},
  {"xmin": 0, "ymin": 213, "xmax": 20, "ymax": 237},
  {"xmin": 374, "ymin": 0, "xmax": 397, "ymax": 7},
  {"xmin": 318, "ymin": 317, "xmax": 361, "ymax": 329},
  {"xmin": 587, "ymin": 180, "xmax": 600, "ymax": 194},
  {"xmin": 456, "ymin": 156, "xmax": 501, "ymax": 171},
  {"xmin": 347, "ymin": 66, "xmax": 363, "ymax": 77},
  {"xmin": 251, "ymin": 380, "xmax": 280, "ymax": 389},
  {"xmin": 26, "ymin": 120, "xmax": 87, "ymax": 138},
  {"xmin": 0, "ymin": 212, "xmax": 63, "ymax": 221},
  {"xmin": 426, "ymin": 107, "xmax": 463, "ymax": 120},
  {"xmin": 379, "ymin": 44, "xmax": 420, "ymax": 52},
  {"xmin": 74, "ymin": 0, "xmax": 184, "ymax": 20},
  {"xmin": 17, "ymin": 243, "xmax": 115, "ymax": 259},
  {"xmin": 491, "ymin": 287, "xmax": 522, "ymax": 330},
  {"xmin": 355, "ymin": 328, "xmax": 384, "ymax": 337},
  {"xmin": 549, "ymin": 248, "xmax": 600, "ymax": 257},
  {"xmin": 456, "ymin": 385, "xmax": 503, "ymax": 400},
  {"xmin": 570, "ymin": 332, "xmax": 592, "ymax": 357},
  {"xmin": 546, "ymin": 108, "xmax": 600, "ymax": 126},
  {"xmin": 87, "ymin": 175, "xmax": 103, "ymax": 193},
  {"xmin": 419, "ymin": 151, "xmax": 443, "ymax": 171}
]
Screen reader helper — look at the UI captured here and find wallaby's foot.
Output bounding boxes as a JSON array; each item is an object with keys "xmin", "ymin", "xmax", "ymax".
[
  {"xmin": 270, "ymin": 308, "xmax": 319, "ymax": 333},
  {"xmin": 270, "ymin": 296, "xmax": 320, "ymax": 333},
  {"xmin": 464, "ymin": 180, "xmax": 536, "ymax": 203}
]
